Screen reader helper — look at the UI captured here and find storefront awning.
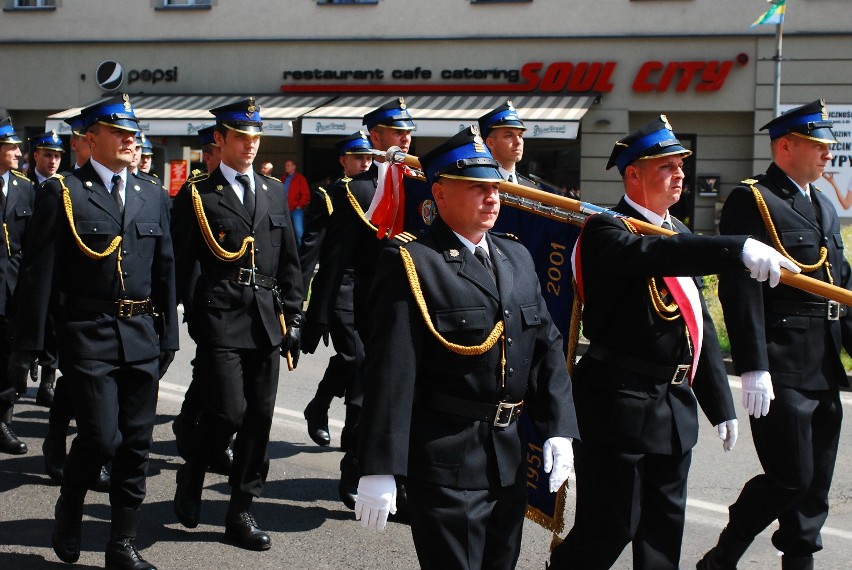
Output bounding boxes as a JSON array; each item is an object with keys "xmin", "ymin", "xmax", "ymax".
[
  {"xmin": 45, "ymin": 95, "xmax": 333, "ymax": 137},
  {"xmin": 300, "ymin": 94, "xmax": 596, "ymax": 139}
]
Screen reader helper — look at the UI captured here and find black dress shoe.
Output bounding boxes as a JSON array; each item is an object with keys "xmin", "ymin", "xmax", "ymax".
[
  {"xmin": 0, "ymin": 422, "xmax": 27, "ymax": 455},
  {"xmin": 303, "ymin": 399, "xmax": 331, "ymax": 447},
  {"xmin": 105, "ymin": 538, "xmax": 157, "ymax": 570},
  {"xmin": 224, "ymin": 511, "xmax": 271, "ymax": 551},
  {"xmin": 42, "ymin": 436, "xmax": 65, "ymax": 483},
  {"xmin": 208, "ymin": 446, "xmax": 233, "ymax": 475},
  {"xmin": 173, "ymin": 464, "xmax": 203, "ymax": 528},
  {"xmin": 90, "ymin": 465, "xmax": 111, "ymax": 492},
  {"xmin": 36, "ymin": 368, "xmax": 56, "ymax": 408},
  {"xmin": 52, "ymin": 494, "xmax": 83, "ymax": 564},
  {"xmin": 696, "ymin": 548, "xmax": 733, "ymax": 570},
  {"xmin": 338, "ymin": 454, "xmax": 358, "ymax": 510}
]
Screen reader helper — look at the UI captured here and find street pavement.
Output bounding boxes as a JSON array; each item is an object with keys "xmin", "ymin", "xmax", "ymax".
[{"xmin": 2, "ymin": 316, "xmax": 851, "ymax": 569}]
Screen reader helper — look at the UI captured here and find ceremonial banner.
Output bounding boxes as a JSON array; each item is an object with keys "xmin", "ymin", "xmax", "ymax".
[{"xmin": 493, "ymin": 196, "xmax": 580, "ymax": 535}]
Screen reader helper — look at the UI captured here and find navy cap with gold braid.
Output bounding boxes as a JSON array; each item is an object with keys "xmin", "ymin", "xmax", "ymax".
[
  {"xmin": 363, "ymin": 97, "xmax": 416, "ymax": 131},
  {"xmin": 760, "ymin": 99, "xmax": 837, "ymax": 144},
  {"xmin": 80, "ymin": 94, "xmax": 139, "ymax": 132},
  {"xmin": 606, "ymin": 115, "xmax": 692, "ymax": 175},
  {"xmin": 478, "ymin": 100, "xmax": 526, "ymax": 136},
  {"xmin": 335, "ymin": 130, "xmax": 373, "ymax": 156},
  {"xmin": 29, "ymin": 131, "xmax": 65, "ymax": 153},
  {"xmin": 209, "ymin": 97, "xmax": 263, "ymax": 135},
  {"xmin": 64, "ymin": 113, "xmax": 86, "ymax": 137},
  {"xmin": 138, "ymin": 132, "xmax": 154, "ymax": 155},
  {"xmin": 419, "ymin": 125, "xmax": 503, "ymax": 185},
  {"xmin": 0, "ymin": 117, "xmax": 23, "ymax": 145},
  {"xmin": 198, "ymin": 125, "xmax": 217, "ymax": 147}
]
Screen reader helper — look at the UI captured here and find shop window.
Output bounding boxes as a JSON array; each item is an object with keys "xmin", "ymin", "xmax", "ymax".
[
  {"xmin": 156, "ymin": 0, "xmax": 213, "ymax": 9},
  {"xmin": 317, "ymin": 0, "xmax": 378, "ymax": 4},
  {"xmin": 5, "ymin": 0, "xmax": 58, "ymax": 10}
]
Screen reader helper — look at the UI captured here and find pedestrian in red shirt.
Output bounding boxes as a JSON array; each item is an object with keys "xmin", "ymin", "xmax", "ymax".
[{"xmin": 282, "ymin": 159, "xmax": 310, "ymax": 246}]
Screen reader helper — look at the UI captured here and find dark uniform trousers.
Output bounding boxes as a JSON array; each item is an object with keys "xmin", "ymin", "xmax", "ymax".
[
  {"xmin": 359, "ymin": 217, "xmax": 579, "ymax": 570},
  {"xmin": 306, "ymin": 171, "xmax": 377, "ymax": 408},
  {"xmin": 718, "ymin": 164, "xmax": 851, "ymax": 557},
  {"xmin": 550, "ymin": 200, "xmax": 744, "ymax": 569},
  {"xmin": 300, "ymin": 181, "xmax": 364, "ymax": 405},
  {"xmin": 0, "ymin": 171, "xmax": 34, "ymax": 419},
  {"xmin": 171, "ymin": 166, "xmax": 302, "ymax": 497},
  {"xmin": 12, "ymin": 162, "xmax": 179, "ymax": 506}
]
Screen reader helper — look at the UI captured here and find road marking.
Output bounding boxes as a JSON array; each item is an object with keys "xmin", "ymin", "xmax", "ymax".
[
  {"xmin": 686, "ymin": 498, "xmax": 852, "ymax": 540},
  {"xmin": 158, "ymin": 381, "xmax": 345, "ymax": 429},
  {"xmin": 158, "ymin": 381, "xmax": 850, "ymax": 541}
]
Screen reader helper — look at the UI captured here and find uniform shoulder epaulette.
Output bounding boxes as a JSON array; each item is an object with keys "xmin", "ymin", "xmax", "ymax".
[
  {"xmin": 259, "ymin": 173, "xmax": 279, "ymax": 182},
  {"xmin": 741, "ymin": 178, "xmax": 759, "ymax": 186},
  {"xmin": 391, "ymin": 231, "xmax": 418, "ymax": 246},
  {"xmin": 316, "ymin": 186, "xmax": 333, "ymax": 216},
  {"xmin": 187, "ymin": 171, "xmax": 210, "ymax": 183},
  {"xmin": 191, "ymin": 168, "xmax": 202, "ymax": 177},
  {"xmin": 10, "ymin": 170, "xmax": 30, "ymax": 180},
  {"xmin": 153, "ymin": 173, "xmax": 160, "ymax": 178},
  {"xmin": 341, "ymin": 176, "xmax": 353, "ymax": 184},
  {"xmin": 490, "ymin": 231, "xmax": 520, "ymax": 242}
]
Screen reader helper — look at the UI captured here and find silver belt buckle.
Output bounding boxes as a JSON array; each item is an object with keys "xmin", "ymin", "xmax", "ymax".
[
  {"xmin": 493, "ymin": 402, "xmax": 517, "ymax": 428},
  {"xmin": 671, "ymin": 364, "xmax": 690, "ymax": 385},
  {"xmin": 827, "ymin": 300, "xmax": 840, "ymax": 321},
  {"xmin": 236, "ymin": 267, "xmax": 254, "ymax": 286}
]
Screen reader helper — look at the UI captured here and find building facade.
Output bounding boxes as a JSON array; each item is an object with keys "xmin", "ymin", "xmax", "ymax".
[{"xmin": 1, "ymin": 0, "xmax": 850, "ymax": 231}]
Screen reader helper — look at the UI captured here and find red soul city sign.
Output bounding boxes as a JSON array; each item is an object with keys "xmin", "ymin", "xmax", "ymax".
[{"xmin": 279, "ymin": 55, "xmax": 749, "ymax": 94}]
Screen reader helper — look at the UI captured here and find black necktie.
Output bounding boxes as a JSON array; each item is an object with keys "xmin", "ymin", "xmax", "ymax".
[
  {"xmin": 110, "ymin": 174, "xmax": 124, "ymax": 216},
  {"xmin": 507, "ymin": 173, "xmax": 515, "ymax": 184},
  {"xmin": 811, "ymin": 189, "xmax": 823, "ymax": 227},
  {"xmin": 236, "ymin": 174, "xmax": 255, "ymax": 218},
  {"xmin": 0, "ymin": 177, "xmax": 6, "ymax": 218},
  {"xmin": 661, "ymin": 220, "xmax": 673, "ymax": 232},
  {"xmin": 474, "ymin": 246, "xmax": 496, "ymax": 284}
]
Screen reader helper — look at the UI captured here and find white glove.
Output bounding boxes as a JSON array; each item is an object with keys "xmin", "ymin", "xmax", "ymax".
[
  {"xmin": 741, "ymin": 238, "xmax": 800, "ymax": 288},
  {"xmin": 354, "ymin": 475, "xmax": 397, "ymax": 531},
  {"xmin": 741, "ymin": 370, "xmax": 774, "ymax": 419},
  {"xmin": 543, "ymin": 437, "xmax": 574, "ymax": 493},
  {"xmin": 716, "ymin": 419, "xmax": 738, "ymax": 452}
]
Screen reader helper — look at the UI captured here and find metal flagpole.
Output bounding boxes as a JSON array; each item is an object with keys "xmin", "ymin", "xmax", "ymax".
[{"xmin": 773, "ymin": 17, "xmax": 784, "ymax": 117}]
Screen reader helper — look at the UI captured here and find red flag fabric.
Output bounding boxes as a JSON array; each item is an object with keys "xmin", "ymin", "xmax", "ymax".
[
  {"xmin": 370, "ymin": 162, "xmax": 408, "ymax": 238},
  {"xmin": 661, "ymin": 275, "xmax": 703, "ymax": 384}
]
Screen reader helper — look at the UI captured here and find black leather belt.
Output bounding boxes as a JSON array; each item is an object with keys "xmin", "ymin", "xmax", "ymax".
[
  {"xmin": 586, "ymin": 344, "xmax": 691, "ymax": 385},
  {"xmin": 414, "ymin": 389, "xmax": 524, "ymax": 428},
  {"xmin": 228, "ymin": 268, "xmax": 277, "ymax": 290},
  {"xmin": 769, "ymin": 300, "xmax": 846, "ymax": 321},
  {"xmin": 59, "ymin": 293, "xmax": 153, "ymax": 318}
]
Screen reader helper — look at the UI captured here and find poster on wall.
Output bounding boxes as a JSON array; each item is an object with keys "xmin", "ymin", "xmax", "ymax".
[{"xmin": 782, "ymin": 103, "xmax": 852, "ymax": 218}]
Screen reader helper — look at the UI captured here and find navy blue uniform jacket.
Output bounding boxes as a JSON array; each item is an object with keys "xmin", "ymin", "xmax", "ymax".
[
  {"xmin": 13, "ymin": 161, "xmax": 178, "ymax": 361},
  {"xmin": 359, "ymin": 217, "xmax": 579, "ymax": 490}
]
